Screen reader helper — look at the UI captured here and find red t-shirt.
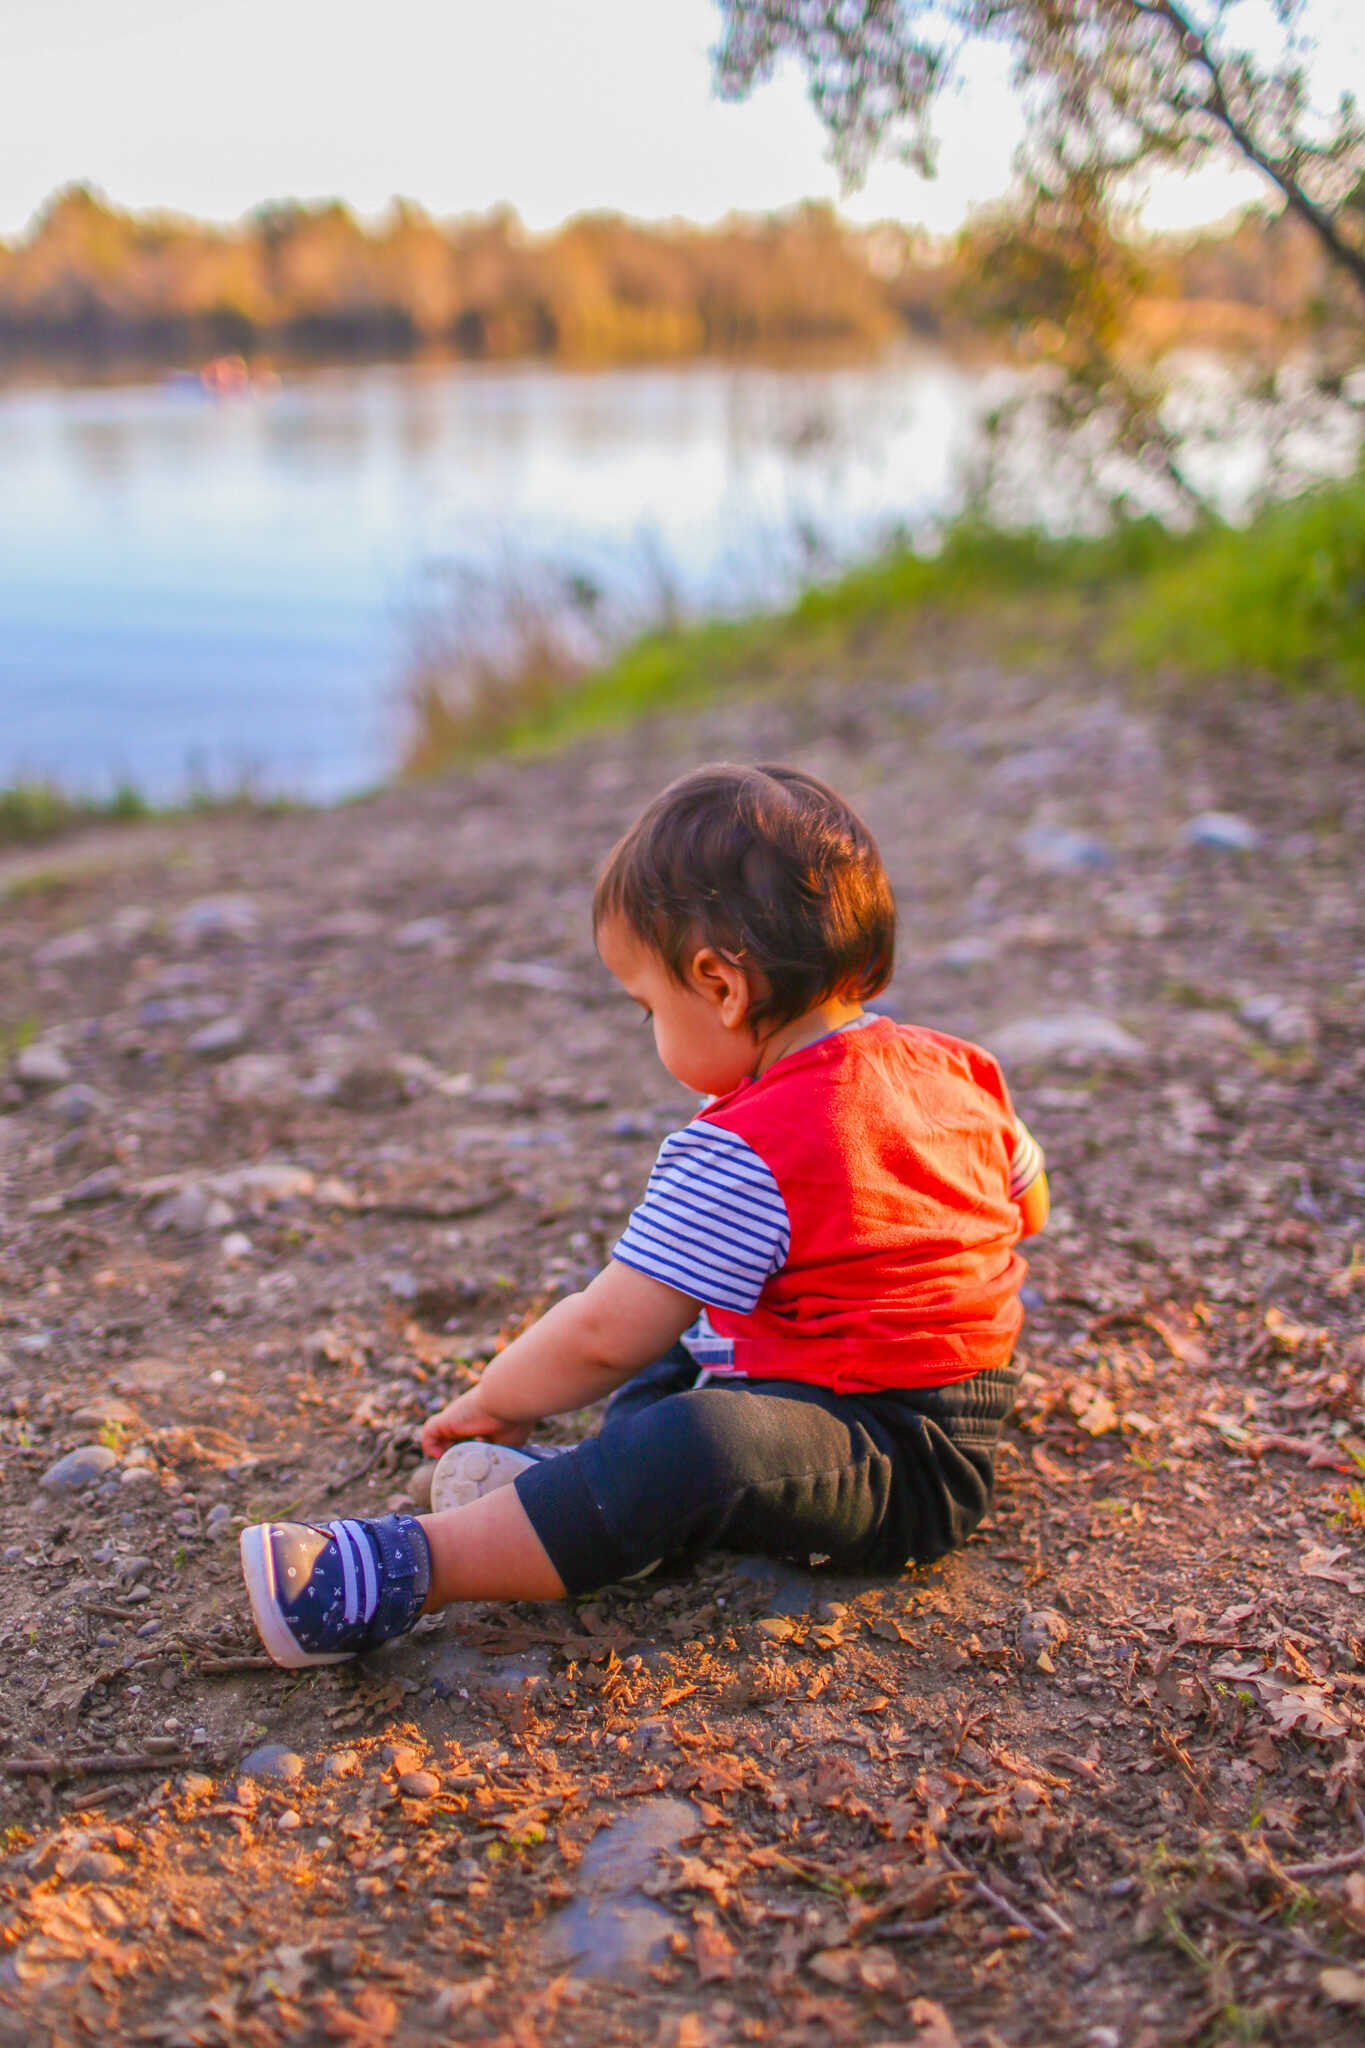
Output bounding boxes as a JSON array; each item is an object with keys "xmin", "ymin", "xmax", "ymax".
[{"xmin": 613, "ymin": 1016, "xmax": 1042, "ymax": 1394}]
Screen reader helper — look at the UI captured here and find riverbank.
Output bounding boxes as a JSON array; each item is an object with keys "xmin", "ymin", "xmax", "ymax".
[{"xmin": 1, "ymin": 596, "xmax": 1362, "ymax": 2046}]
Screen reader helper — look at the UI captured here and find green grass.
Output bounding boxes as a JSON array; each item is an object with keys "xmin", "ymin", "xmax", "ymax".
[
  {"xmin": 0, "ymin": 776, "xmax": 301, "ymax": 849},
  {"xmin": 403, "ymin": 470, "xmax": 1365, "ymax": 773},
  {"xmin": 1112, "ymin": 468, "xmax": 1365, "ymax": 693}
]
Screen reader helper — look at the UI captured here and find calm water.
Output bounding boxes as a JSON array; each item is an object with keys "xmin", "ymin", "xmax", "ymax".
[{"xmin": 0, "ymin": 354, "xmax": 1021, "ymax": 802}]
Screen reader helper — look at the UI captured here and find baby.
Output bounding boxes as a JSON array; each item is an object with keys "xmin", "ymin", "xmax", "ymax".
[{"xmin": 240, "ymin": 763, "xmax": 1047, "ymax": 1666}]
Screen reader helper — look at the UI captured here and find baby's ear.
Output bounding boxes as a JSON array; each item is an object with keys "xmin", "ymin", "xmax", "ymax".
[{"xmin": 689, "ymin": 945, "xmax": 752, "ymax": 1026}]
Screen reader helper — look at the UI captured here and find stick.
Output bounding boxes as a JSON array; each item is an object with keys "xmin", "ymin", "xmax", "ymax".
[
  {"xmin": 1280, "ymin": 1843, "xmax": 1365, "ymax": 1880},
  {"xmin": 939, "ymin": 1848, "xmax": 1049, "ymax": 1942},
  {"xmin": 4, "ymin": 1750, "xmax": 191, "ymax": 1778},
  {"xmin": 198, "ymin": 1654, "xmax": 276, "ymax": 1674}
]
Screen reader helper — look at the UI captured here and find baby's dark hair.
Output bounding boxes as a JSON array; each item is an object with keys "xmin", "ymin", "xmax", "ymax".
[{"xmin": 593, "ymin": 763, "xmax": 895, "ymax": 1032}]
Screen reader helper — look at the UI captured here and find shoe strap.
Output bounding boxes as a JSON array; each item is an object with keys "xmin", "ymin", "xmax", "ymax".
[{"xmin": 361, "ymin": 1514, "xmax": 432, "ymax": 1644}]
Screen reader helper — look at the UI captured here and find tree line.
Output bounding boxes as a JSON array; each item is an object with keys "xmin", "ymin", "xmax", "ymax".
[{"xmin": 0, "ymin": 184, "xmax": 1345, "ymax": 368}]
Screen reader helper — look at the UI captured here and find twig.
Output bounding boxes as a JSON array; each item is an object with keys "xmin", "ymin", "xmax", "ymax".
[
  {"xmin": 198, "ymin": 1654, "xmax": 276, "ymax": 1675},
  {"xmin": 938, "ymin": 1847, "xmax": 1050, "ymax": 1942},
  {"xmin": 1280, "ymin": 1843, "xmax": 1365, "ymax": 1881},
  {"xmin": 1205, "ymin": 1902, "xmax": 1337, "ymax": 1963},
  {"xmin": 4, "ymin": 1750, "xmax": 191, "ymax": 1778},
  {"xmin": 324, "ymin": 1427, "xmax": 405, "ymax": 1497}
]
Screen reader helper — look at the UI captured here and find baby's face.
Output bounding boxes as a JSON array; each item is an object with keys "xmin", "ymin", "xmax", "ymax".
[{"xmin": 596, "ymin": 915, "xmax": 760, "ymax": 1098}]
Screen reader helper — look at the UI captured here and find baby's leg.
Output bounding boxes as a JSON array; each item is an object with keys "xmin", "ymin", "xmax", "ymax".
[
  {"xmin": 504, "ymin": 1381, "xmax": 917, "ymax": 1599},
  {"xmin": 420, "ymin": 1485, "xmax": 566, "ymax": 1605}
]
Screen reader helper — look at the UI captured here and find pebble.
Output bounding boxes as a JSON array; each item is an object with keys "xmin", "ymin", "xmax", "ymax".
[
  {"xmin": 148, "ymin": 1184, "xmax": 237, "ymax": 1236},
  {"xmin": 13, "ymin": 1042, "xmax": 73, "ymax": 1090},
  {"xmin": 46, "ymin": 1084, "xmax": 107, "ymax": 1126},
  {"xmin": 1182, "ymin": 810, "xmax": 1261, "ymax": 852},
  {"xmin": 1019, "ymin": 1608, "xmax": 1070, "ymax": 1666},
  {"xmin": 121, "ymin": 1466, "xmax": 159, "ymax": 1489},
  {"xmin": 394, "ymin": 916, "xmax": 452, "ymax": 952},
  {"xmin": 990, "ymin": 1010, "xmax": 1146, "ymax": 1066},
  {"xmin": 39, "ymin": 1445, "xmax": 119, "ymax": 1493},
  {"xmin": 186, "ymin": 1014, "xmax": 248, "ymax": 1058},
  {"xmin": 240, "ymin": 1745, "xmax": 305, "ymax": 1784},
  {"xmin": 404, "ymin": 1461, "xmax": 437, "ymax": 1512},
  {"xmin": 1238, "ymin": 993, "xmax": 1315, "ymax": 1048},
  {"xmin": 220, "ymin": 1231, "xmax": 254, "ymax": 1262},
  {"xmin": 210, "ymin": 1162, "xmax": 314, "ymax": 1206},
  {"xmin": 70, "ymin": 1849, "xmax": 125, "ymax": 1883},
  {"xmin": 33, "ymin": 927, "xmax": 100, "ymax": 968},
  {"xmin": 214, "ymin": 1054, "xmax": 298, "ymax": 1107},
  {"xmin": 276, "ymin": 1810, "xmax": 302, "ymax": 1832},
  {"xmin": 61, "ymin": 1167, "xmax": 124, "ymax": 1208},
  {"xmin": 1017, "ymin": 824, "xmax": 1113, "ymax": 874},
  {"xmin": 397, "ymin": 1770, "xmax": 441, "ymax": 1800},
  {"xmin": 172, "ymin": 896, "xmax": 259, "ymax": 945},
  {"xmin": 72, "ymin": 1396, "xmax": 138, "ymax": 1430},
  {"xmin": 325, "ymin": 1751, "xmax": 361, "ymax": 1779},
  {"xmin": 205, "ymin": 1503, "xmax": 234, "ymax": 1536}
]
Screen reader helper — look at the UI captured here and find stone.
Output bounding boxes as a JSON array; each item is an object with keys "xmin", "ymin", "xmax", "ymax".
[
  {"xmin": 13, "ymin": 1042, "xmax": 73, "ymax": 1090},
  {"xmin": 34, "ymin": 927, "xmax": 100, "ymax": 968},
  {"xmin": 148, "ymin": 1184, "xmax": 237, "ymax": 1236},
  {"xmin": 209, "ymin": 1162, "xmax": 314, "ymax": 1207},
  {"xmin": 240, "ymin": 1745, "xmax": 305, "ymax": 1784},
  {"xmin": 1017, "ymin": 824, "xmax": 1113, "ymax": 874},
  {"xmin": 394, "ymin": 916, "xmax": 453, "ymax": 952},
  {"xmin": 70, "ymin": 1849, "xmax": 125, "ymax": 1882},
  {"xmin": 60, "ymin": 1167, "xmax": 123, "ymax": 1208},
  {"xmin": 1019, "ymin": 1608, "xmax": 1070, "ymax": 1664},
  {"xmin": 397, "ymin": 1770, "xmax": 441, "ymax": 1800},
  {"xmin": 932, "ymin": 935, "xmax": 999, "ymax": 971},
  {"xmin": 1182, "ymin": 810, "xmax": 1261, "ymax": 853},
  {"xmin": 171, "ymin": 896, "xmax": 259, "ymax": 945},
  {"xmin": 46, "ymin": 1084, "xmax": 106, "ymax": 1126},
  {"xmin": 404, "ymin": 1462, "xmax": 437, "ymax": 1512},
  {"xmin": 325, "ymin": 1750, "xmax": 361, "ymax": 1779},
  {"xmin": 186, "ymin": 1015, "xmax": 247, "ymax": 1058},
  {"xmin": 214, "ymin": 1053, "xmax": 298, "ymax": 1107},
  {"xmin": 72, "ymin": 1397, "xmax": 138, "ymax": 1430},
  {"xmin": 1238, "ymin": 994, "xmax": 1315, "ymax": 1048},
  {"xmin": 220, "ymin": 1231, "xmax": 254, "ymax": 1262},
  {"xmin": 536, "ymin": 1797, "xmax": 698, "ymax": 1983},
  {"xmin": 989, "ymin": 1010, "xmax": 1146, "ymax": 1066},
  {"xmin": 40, "ymin": 1445, "xmax": 119, "ymax": 1493}
]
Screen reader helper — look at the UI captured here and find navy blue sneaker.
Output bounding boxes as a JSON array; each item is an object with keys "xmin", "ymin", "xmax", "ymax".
[{"xmin": 239, "ymin": 1514, "xmax": 432, "ymax": 1669}]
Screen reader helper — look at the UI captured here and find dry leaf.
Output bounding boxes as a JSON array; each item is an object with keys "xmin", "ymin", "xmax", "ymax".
[
  {"xmin": 909, "ymin": 1998, "xmax": 962, "ymax": 2048},
  {"xmin": 693, "ymin": 1916, "xmax": 736, "ymax": 1984}
]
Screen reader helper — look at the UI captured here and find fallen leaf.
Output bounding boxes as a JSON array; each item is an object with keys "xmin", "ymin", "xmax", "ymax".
[
  {"xmin": 908, "ymin": 1998, "xmax": 962, "ymax": 2047},
  {"xmin": 693, "ymin": 1915, "xmax": 736, "ymax": 1984}
]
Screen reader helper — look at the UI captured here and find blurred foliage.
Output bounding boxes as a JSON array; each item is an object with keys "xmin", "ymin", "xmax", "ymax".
[
  {"xmin": 399, "ymin": 468, "xmax": 1365, "ymax": 774},
  {"xmin": 714, "ymin": 1, "xmax": 1365, "ymax": 510},
  {"xmin": 1113, "ymin": 464, "xmax": 1365, "ymax": 690},
  {"xmin": 0, "ymin": 181, "xmax": 1351, "ymax": 371}
]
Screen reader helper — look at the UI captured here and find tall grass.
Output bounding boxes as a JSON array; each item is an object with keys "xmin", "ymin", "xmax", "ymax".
[{"xmin": 398, "ymin": 468, "xmax": 1365, "ymax": 774}]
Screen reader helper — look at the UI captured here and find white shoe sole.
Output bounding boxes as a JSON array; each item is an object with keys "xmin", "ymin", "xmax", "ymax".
[
  {"xmin": 239, "ymin": 1523, "xmax": 352, "ymax": 1669},
  {"xmin": 430, "ymin": 1441, "xmax": 538, "ymax": 1515}
]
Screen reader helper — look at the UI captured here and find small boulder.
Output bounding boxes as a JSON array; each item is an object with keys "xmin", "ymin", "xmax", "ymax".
[
  {"xmin": 1182, "ymin": 811, "xmax": 1260, "ymax": 853},
  {"xmin": 40, "ymin": 1445, "xmax": 119, "ymax": 1493},
  {"xmin": 240, "ymin": 1745, "xmax": 305, "ymax": 1784},
  {"xmin": 14, "ymin": 1042, "xmax": 73, "ymax": 1090}
]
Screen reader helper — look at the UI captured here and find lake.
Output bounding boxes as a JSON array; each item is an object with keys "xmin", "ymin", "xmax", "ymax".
[{"xmin": 0, "ymin": 353, "xmax": 1024, "ymax": 802}]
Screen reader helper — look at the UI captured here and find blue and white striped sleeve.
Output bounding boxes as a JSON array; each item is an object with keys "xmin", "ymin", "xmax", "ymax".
[
  {"xmin": 612, "ymin": 1122, "xmax": 790, "ymax": 1312},
  {"xmin": 1009, "ymin": 1117, "xmax": 1046, "ymax": 1200}
]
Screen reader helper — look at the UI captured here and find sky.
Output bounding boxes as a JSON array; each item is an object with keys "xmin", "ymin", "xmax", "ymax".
[{"xmin": 2, "ymin": 0, "xmax": 1361, "ymax": 243}]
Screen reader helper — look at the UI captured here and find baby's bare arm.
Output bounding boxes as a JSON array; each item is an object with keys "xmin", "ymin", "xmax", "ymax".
[{"xmin": 421, "ymin": 1263, "xmax": 698, "ymax": 1456}]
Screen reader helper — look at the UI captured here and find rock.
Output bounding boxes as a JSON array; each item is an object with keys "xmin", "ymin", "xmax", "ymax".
[
  {"xmin": 70, "ymin": 1849, "xmax": 125, "ymax": 1882},
  {"xmin": 240, "ymin": 1745, "xmax": 305, "ymax": 1784},
  {"xmin": 60, "ymin": 1166, "xmax": 124, "ymax": 1208},
  {"xmin": 1017, "ymin": 824, "xmax": 1113, "ymax": 874},
  {"xmin": 172, "ymin": 896, "xmax": 259, "ymax": 945},
  {"xmin": 72, "ymin": 1397, "xmax": 138, "ymax": 1430},
  {"xmin": 1238, "ymin": 994, "xmax": 1315, "ymax": 1048},
  {"xmin": 148, "ymin": 1184, "xmax": 237, "ymax": 1236},
  {"xmin": 990, "ymin": 1010, "xmax": 1146, "ymax": 1066},
  {"xmin": 1183, "ymin": 810, "xmax": 1261, "ymax": 853},
  {"xmin": 220, "ymin": 1231, "xmax": 254, "ymax": 1262},
  {"xmin": 34, "ymin": 928, "xmax": 100, "ymax": 968},
  {"xmin": 40, "ymin": 1445, "xmax": 119, "ymax": 1493},
  {"xmin": 209, "ymin": 1162, "xmax": 314, "ymax": 1208},
  {"xmin": 120, "ymin": 1465, "xmax": 159, "ymax": 1489},
  {"xmin": 394, "ymin": 916, "xmax": 453, "ymax": 952},
  {"xmin": 932, "ymin": 935, "xmax": 999, "ymax": 971},
  {"xmin": 214, "ymin": 1054, "xmax": 297, "ymax": 1107},
  {"xmin": 13, "ymin": 1042, "xmax": 73, "ymax": 1090},
  {"xmin": 205, "ymin": 1503, "xmax": 234, "ymax": 1538},
  {"xmin": 397, "ymin": 1770, "xmax": 441, "ymax": 1800},
  {"xmin": 325, "ymin": 1751, "xmax": 361, "ymax": 1779},
  {"xmin": 186, "ymin": 1015, "xmax": 248, "ymax": 1059},
  {"xmin": 404, "ymin": 1462, "xmax": 437, "ymax": 1512},
  {"xmin": 536, "ymin": 1798, "xmax": 698, "ymax": 1983},
  {"xmin": 1019, "ymin": 1608, "xmax": 1070, "ymax": 1666},
  {"xmin": 46, "ymin": 1084, "xmax": 107, "ymax": 1126}
]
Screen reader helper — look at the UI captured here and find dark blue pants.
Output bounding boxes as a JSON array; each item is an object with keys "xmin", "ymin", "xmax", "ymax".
[{"xmin": 514, "ymin": 1346, "xmax": 1019, "ymax": 1596}]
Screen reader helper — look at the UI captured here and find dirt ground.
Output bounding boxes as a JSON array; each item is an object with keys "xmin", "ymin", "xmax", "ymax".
[{"xmin": 1, "ymin": 627, "xmax": 1363, "ymax": 2048}]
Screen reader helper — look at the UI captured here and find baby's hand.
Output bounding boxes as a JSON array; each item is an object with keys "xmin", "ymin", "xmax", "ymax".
[{"xmin": 420, "ymin": 1386, "xmax": 534, "ymax": 1460}]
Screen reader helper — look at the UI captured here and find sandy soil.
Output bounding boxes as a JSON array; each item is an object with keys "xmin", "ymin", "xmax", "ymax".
[{"xmin": 1, "ymin": 629, "xmax": 1363, "ymax": 2047}]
